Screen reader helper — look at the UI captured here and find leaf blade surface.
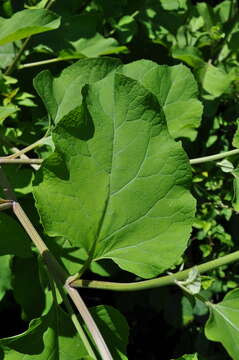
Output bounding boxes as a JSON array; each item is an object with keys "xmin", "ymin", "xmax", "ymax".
[{"xmin": 34, "ymin": 73, "xmax": 195, "ymax": 278}]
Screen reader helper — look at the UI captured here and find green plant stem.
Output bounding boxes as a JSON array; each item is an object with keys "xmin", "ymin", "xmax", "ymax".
[
  {"xmin": 48, "ymin": 270, "xmax": 97, "ymax": 360},
  {"xmin": 59, "ymin": 289, "xmax": 97, "ymax": 360},
  {"xmin": 2, "ymin": 148, "xmax": 239, "ymax": 166},
  {"xmin": 65, "ymin": 281, "xmax": 113, "ymax": 360},
  {"xmin": 18, "ymin": 57, "xmax": 74, "ymax": 69},
  {"xmin": 189, "ymin": 149, "xmax": 239, "ymax": 165},
  {"xmin": 0, "ymin": 135, "xmax": 49, "ymax": 170},
  {"xmin": 70, "ymin": 250, "xmax": 239, "ymax": 291},
  {"xmin": 6, "ymin": 135, "xmax": 50, "ymax": 159},
  {"xmin": 0, "ymin": 158, "xmax": 42, "ymax": 164},
  {"xmin": 5, "ymin": 37, "xmax": 31, "ymax": 75},
  {"xmin": 11, "ymin": 201, "xmax": 113, "ymax": 360}
]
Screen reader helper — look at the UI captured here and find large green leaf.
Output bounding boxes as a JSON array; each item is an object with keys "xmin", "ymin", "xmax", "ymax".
[
  {"xmin": 0, "ymin": 304, "xmax": 128, "ymax": 360},
  {"xmin": 0, "ymin": 9, "xmax": 61, "ymax": 46},
  {"xmin": 34, "ymin": 72, "xmax": 195, "ymax": 278},
  {"xmin": 33, "ymin": 57, "xmax": 121, "ymax": 124},
  {"xmin": 120, "ymin": 60, "xmax": 203, "ymax": 140},
  {"xmin": 205, "ymin": 288, "xmax": 239, "ymax": 360}
]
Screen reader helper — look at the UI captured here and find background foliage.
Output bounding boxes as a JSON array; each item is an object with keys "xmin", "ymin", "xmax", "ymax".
[{"xmin": 1, "ymin": 0, "xmax": 239, "ymax": 359}]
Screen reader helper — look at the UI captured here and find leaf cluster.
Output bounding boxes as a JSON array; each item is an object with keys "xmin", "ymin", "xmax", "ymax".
[{"xmin": 1, "ymin": 1, "xmax": 239, "ymax": 359}]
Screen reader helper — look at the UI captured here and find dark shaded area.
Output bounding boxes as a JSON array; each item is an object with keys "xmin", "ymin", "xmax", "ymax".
[{"xmin": 0, "ymin": 291, "xmax": 28, "ymax": 338}]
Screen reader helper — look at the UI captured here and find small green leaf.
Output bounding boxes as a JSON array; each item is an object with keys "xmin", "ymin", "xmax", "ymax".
[
  {"xmin": 175, "ymin": 267, "xmax": 201, "ymax": 294},
  {"xmin": 196, "ymin": 2, "xmax": 216, "ymax": 30},
  {"xmin": 0, "ymin": 105, "xmax": 18, "ymax": 124},
  {"xmin": 0, "ymin": 9, "xmax": 61, "ymax": 46},
  {"xmin": 205, "ymin": 288, "xmax": 239, "ymax": 360},
  {"xmin": 201, "ymin": 276, "xmax": 215, "ymax": 290},
  {"xmin": 160, "ymin": 0, "xmax": 187, "ymax": 11},
  {"xmin": 115, "ymin": 14, "xmax": 138, "ymax": 44},
  {"xmin": 199, "ymin": 64, "xmax": 231, "ymax": 97},
  {"xmin": 217, "ymin": 159, "xmax": 234, "ymax": 173}
]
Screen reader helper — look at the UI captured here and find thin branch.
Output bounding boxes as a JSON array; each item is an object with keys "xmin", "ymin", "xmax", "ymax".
[
  {"xmin": 59, "ymin": 290, "xmax": 97, "ymax": 359},
  {"xmin": 12, "ymin": 201, "xmax": 113, "ymax": 360},
  {"xmin": 2, "ymin": 148, "xmax": 239, "ymax": 167},
  {"xmin": 69, "ymin": 249, "xmax": 239, "ymax": 292},
  {"xmin": 0, "ymin": 135, "xmax": 50, "ymax": 170},
  {"xmin": 18, "ymin": 57, "xmax": 74, "ymax": 69},
  {"xmin": 6, "ymin": 136, "xmax": 50, "ymax": 159},
  {"xmin": 48, "ymin": 264, "xmax": 97, "ymax": 359},
  {"xmin": 189, "ymin": 149, "xmax": 239, "ymax": 165},
  {"xmin": 65, "ymin": 281, "xmax": 113, "ymax": 360},
  {"xmin": 0, "ymin": 201, "xmax": 13, "ymax": 211},
  {"xmin": 0, "ymin": 158, "xmax": 43, "ymax": 164},
  {"xmin": 5, "ymin": 37, "xmax": 31, "ymax": 75}
]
